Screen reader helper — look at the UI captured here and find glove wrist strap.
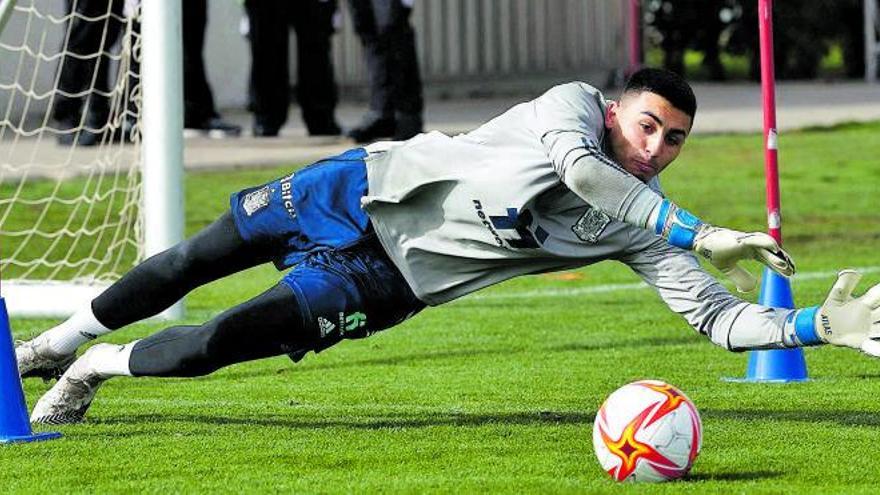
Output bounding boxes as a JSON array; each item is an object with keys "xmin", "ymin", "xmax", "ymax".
[
  {"xmin": 783, "ymin": 306, "xmax": 823, "ymax": 347},
  {"xmin": 653, "ymin": 199, "xmax": 703, "ymax": 250}
]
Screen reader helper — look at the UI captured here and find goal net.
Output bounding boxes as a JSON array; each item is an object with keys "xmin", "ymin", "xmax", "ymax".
[{"xmin": 0, "ymin": 0, "xmax": 181, "ymax": 318}]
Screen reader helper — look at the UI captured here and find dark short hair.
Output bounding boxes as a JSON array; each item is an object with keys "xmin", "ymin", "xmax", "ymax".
[{"xmin": 622, "ymin": 68, "xmax": 697, "ymax": 121}]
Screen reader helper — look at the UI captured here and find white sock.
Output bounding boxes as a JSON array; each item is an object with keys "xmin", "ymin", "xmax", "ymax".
[
  {"xmin": 41, "ymin": 305, "xmax": 113, "ymax": 356},
  {"xmin": 86, "ymin": 341, "xmax": 137, "ymax": 377}
]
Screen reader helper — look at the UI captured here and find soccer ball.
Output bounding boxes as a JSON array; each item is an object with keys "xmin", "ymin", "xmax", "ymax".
[{"xmin": 592, "ymin": 380, "xmax": 702, "ymax": 482}]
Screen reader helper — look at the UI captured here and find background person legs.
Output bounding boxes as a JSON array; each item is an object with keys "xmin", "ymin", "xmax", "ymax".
[
  {"xmin": 291, "ymin": 0, "xmax": 342, "ymax": 136},
  {"xmin": 53, "ymin": 0, "xmax": 124, "ymax": 146},
  {"xmin": 243, "ymin": 0, "xmax": 291, "ymax": 137},
  {"xmin": 346, "ymin": 0, "xmax": 423, "ymax": 143},
  {"xmin": 182, "ymin": 0, "xmax": 241, "ymax": 138}
]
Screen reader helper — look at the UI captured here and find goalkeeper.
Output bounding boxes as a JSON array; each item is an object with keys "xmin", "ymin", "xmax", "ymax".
[{"xmin": 17, "ymin": 68, "xmax": 879, "ymax": 425}]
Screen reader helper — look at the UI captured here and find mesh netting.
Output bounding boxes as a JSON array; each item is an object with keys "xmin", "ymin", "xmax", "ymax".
[{"xmin": 0, "ymin": 0, "xmax": 143, "ymax": 284}]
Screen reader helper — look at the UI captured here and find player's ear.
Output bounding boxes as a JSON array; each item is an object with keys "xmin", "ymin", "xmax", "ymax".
[{"xmin": 604, "ymin": 100, "xmax": 619, "ymax": 129}]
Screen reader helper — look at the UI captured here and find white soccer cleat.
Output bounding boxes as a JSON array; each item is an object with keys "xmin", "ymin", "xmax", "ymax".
[
  {"xmin": 30, "ymin": 346, "xmax": 110, "ymax": 425},
  {"xmin": 15, "ymin": 337, "xmax": 76, "ymax": 381}
]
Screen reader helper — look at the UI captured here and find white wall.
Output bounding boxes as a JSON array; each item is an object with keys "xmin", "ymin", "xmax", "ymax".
[
  {"xmin": 0, "ymin": 0, "xmax": 66, "ymax": 123},
  {"xmin": 202, "ymin": 1, "xmax": 250, "ymax": 110}
]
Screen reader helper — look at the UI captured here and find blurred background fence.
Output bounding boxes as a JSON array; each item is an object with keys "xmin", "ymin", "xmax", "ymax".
[{"xmin": 1, "ymin": 0, "xmax": 878, "ymax": 116}]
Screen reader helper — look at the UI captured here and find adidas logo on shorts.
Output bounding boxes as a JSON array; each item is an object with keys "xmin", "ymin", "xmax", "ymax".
[{"xmin": 317, "ymin": 317, "xmax": 336, "ymax": 338}]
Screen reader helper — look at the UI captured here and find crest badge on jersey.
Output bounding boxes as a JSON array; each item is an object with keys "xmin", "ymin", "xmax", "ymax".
[
  {"xmin": 572, "ymin": 206, "xmax": 611, "ymax": 243},
  {"xmin": 242, "ymin": 186, "xmax": 271, "ymax": 216}
]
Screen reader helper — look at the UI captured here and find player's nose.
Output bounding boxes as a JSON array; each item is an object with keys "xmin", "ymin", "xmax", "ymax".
[{"xmin": 645, "ymin": 134, "xmax": 662, "ymax": 158}]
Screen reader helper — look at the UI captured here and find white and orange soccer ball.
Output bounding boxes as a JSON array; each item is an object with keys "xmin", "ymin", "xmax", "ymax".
[{"xmin": 592, "ymin": 380, "xmax": 702, "ymax": 482}]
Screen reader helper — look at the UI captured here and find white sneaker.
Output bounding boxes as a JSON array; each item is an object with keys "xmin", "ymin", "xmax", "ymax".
[
  {"xmin": 15, "ymin": 337, "xmax": 75, "ymax": 381},
  {"xmin": 30, "ymin": 345, "xmax": 111, "ymax": 425}
]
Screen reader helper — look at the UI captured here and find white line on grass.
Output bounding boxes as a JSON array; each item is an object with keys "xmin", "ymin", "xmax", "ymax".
[{"xmin": 470, "ymin": 266, "xmax": 880, "ymax": 301}]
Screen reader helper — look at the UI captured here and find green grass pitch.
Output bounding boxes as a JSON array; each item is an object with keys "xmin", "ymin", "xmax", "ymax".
[{"xmin": 2, "ymin": 122, "xmax": 880, "ymax": 493}]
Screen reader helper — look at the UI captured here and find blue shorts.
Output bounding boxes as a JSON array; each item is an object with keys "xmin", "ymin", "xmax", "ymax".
[
  {"xmin": 230, "ymin": 148, "xmax": 424, "ymax": 349},
  {"xmin": 230, "ymin": 147, "xmax": 372, "ymax": 269}
]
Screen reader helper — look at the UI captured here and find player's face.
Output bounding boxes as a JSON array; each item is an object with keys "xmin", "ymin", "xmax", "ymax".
[{"xmin": 604, "ymin": 91, "xmax": 692, "ymax": 182}]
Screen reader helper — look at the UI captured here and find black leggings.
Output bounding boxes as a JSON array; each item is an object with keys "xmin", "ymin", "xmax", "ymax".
[
  {"xmin": 92, "ymin": 212, "xmax": 275, "ymax": 328},
  {"xmin": 91, "ymin": 213, "xmax": 315, "ymax": 377},
  {"xmin": 128, "ymin": 284, "xmax": 310, "ymax": 377}
]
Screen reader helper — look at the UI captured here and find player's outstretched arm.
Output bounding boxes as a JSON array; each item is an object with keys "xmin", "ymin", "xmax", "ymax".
[
  {"xmin": 532, "ymin": 82, "xmax": 794, "ymax": 290},
  {"xmin": 784, "ymin": 270, "xmax": 880, "ymax": 356},
  {"xmin": 651, "ymin": 199, "xmax": 795, "ymax": 292}
]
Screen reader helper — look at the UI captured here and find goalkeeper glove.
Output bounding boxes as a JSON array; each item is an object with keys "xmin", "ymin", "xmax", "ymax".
[
  {"xmin": 786, "ymin": 270, "xmax": 880, "ymax": 356},
  {"xmin": 692, "ymin": 225, "xmax": 795, "ymax": 293},
  {"xmin": 653, "ymin": 200, "xmax": 795, "ymax": 292}
]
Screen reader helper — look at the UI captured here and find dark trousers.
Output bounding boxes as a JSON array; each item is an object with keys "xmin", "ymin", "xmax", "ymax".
[
  {"xmin": 244, "ymin": 0, "xmax": 339, "ymax": 131},
  {"xmin": 182, "ymin": 0, "xmax": 219, "ymax": 126},
  {"xmin": 53, "ymin": 0, "xmax": 124, "ymax": 127},
  {"xmin": 346, "ymin": 0, "xmax": 423, "ymax": 117},
  {"xmin": 55, "ymin": 0, "xmax": 219, "ymax": 128}
]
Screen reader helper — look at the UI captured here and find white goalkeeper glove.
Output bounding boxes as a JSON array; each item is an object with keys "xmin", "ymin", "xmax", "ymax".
[
  {"xmin": 692, "ymin": 225, "xmax": 795, "ymax": 293},
  {"xmin": 786, "ymin": 270, "xmax": 880, "ymax": 356},
  {"xmin": 653, "ymin": 200, "xmax": 795, "ymax": 292}
]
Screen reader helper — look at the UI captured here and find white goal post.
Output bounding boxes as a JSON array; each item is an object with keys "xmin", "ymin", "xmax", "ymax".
[
  {"xmin": 139, "ymin": 0, "xmax": 184, "ymax": 319},
  {"xmin": 0, "ymin": 0, "xmax": 183, "ymax": 319}
]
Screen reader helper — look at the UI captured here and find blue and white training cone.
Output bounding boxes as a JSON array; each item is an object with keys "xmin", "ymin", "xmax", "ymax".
[{"xmin": 0, "ymin": 297, "xmax": 61, "ymax": 444}]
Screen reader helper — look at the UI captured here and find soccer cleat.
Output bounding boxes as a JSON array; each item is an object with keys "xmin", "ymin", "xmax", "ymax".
[
  {"xmin": 30, "ymin": 346, "xmax": 109, "ymax": 425},
  {"xmin": 302, "ymin": 111, "xmax": 342, "ymax": 137},
  {"xmin": 391, "ymin": 112, "xmax": 423, "ymax": 141},
  {"xmin": 251, "ymin": 122, "xmax": 281, "ymax": 138},
  {"xmin": 184, "ymin": 117, "xmax": 243, "ymax": 139},
  {"xmin": 346, "ymin": 112, "xmax": 395, "ymax": 143},
  {"xmin": 15, "ymin": 338, "xmax": 75, "ymax": 381}
]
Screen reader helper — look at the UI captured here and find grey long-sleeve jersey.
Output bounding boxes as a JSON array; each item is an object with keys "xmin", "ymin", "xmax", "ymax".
[{"xmin": 361, "ymin": 82, "xmax": 799, "ymax": 351}]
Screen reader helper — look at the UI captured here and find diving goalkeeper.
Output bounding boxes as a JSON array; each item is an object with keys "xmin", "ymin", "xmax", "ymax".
[{"xmin": 17, "ymin": 68, "xmax": 880, "ymax": 425}]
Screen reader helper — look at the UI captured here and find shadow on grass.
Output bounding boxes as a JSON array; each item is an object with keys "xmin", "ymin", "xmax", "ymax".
[
  {"xmin": 854, "ymin": 373, "xmax": 880, "ymax": 380},
  {"xmin": 216, "ymin": 335, "xmax": 701, "ymax": 380},
  {"xmin": 796, "ymin": 120, "xmax": 879, "ymax": 134},
  {"xmin": 786, "ymin": 230, "xmax": 880, "ymax": 244},
  {"xmin": 704, "ymin": 408, "xmax": 880, "ymax": 428},
  {"xmin": 687, "ymin": 471, "xmax": 783, "ymax": 482},
  {"xmin": 92, "ymin": 409, "xmax": 594, "ymax": 431}
]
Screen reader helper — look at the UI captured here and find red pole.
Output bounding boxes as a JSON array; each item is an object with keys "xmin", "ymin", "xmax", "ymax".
[
  {"xmin": 758, "ymin": 0, "xmax": 782, "ymax": 244},
  {"xmin": 740, "ymin": 0, "xmax": 808, "ymax": 384},
  {"xmin": 628, "ymin": 0, "xmax": 642, "ymax": 75}
]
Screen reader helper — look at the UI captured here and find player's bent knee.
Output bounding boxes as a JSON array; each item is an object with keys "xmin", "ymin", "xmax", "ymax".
[
  {"xmin": 136, "ymin": 244, "xmax": 194, "ymax": 290},
  {"xmin": 164, "ymin": 240, "xmax": 201, "ymax": 279}
]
